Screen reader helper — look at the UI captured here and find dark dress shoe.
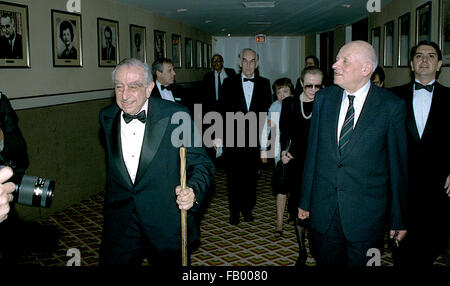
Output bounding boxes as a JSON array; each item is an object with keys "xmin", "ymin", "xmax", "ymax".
[
  {"xmin": 229, "ymin": 217, "xmax": 240, "ymax": 226},
  {"xmin": 243, "ymin": 215, "xmax": 254, "ymax": 222}
]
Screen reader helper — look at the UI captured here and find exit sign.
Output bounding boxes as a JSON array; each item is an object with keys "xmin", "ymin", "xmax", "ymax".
[{"xmin": 256, "ymin": 34, "xmax": 266, "ymax": 43}]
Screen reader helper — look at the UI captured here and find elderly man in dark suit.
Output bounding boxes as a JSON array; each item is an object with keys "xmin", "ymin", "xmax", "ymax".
[
  {"xmin": 99, "ymin": 58, "xmax": 214, "ymax": 266},
  {"xmin": 298, "ymin": 41, "xmax": 408, "ymax": 266},
  {"xmin": 220, "ymin": 48, "xmax": 272, "ymax": 225},
  {"xmin": 390, "ymin": 41, "xmax": 450, "ymax": 266}
]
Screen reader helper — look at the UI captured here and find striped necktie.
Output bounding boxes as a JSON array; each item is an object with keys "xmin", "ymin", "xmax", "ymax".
[{"xmin": 338, "ymin": 95, "xmax": 355, "ymax": 155}]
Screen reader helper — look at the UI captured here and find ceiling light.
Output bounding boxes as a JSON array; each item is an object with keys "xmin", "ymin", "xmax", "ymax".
[
  {"xmin": 227, "ymin": 33, "xmax": 231, "ymax": 37},
  {"xmin": 242, "ymin": 1, "xmax": 276, "ymax": 8},
  {"xmin": 205, "ymin": 20, "xmax": 212, "ymax": 24},
  {"xmin": 341, "ymin": 4, "xmax": 351, "ymax": 8},
  {"xmin": 177, "ymin": 8, "xmax": 188, "ymax": 13}
]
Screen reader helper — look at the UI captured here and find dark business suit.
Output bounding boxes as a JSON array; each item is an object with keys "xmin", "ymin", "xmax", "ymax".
[
  {"xmin": 0, "ymin": 34, "xmax": 22, "ymax": 59},
  {"xmin": 150, "ymin": 83, "xmax": 193, "ymax": 115},
  {"xmin": 102, "ymin": 45, "xmax": 116, "ymax": 60},
  {"xmin": 220, "ymin": 73, "xmax": 272, "ymax": 222},
  {"xmin": 99, "ymin": 96, "xmax": 214, "ymax": 265},
  {"xmin": 201, "ymin": 67, "xmax": 236, "ymax": 159},
  {"xmin": 390, "ymin": 81, "xmax": 450, "ymax": 266},
  {"xmin": 299, "ymin": 84, "xmax": 408, "ymax": 265}
]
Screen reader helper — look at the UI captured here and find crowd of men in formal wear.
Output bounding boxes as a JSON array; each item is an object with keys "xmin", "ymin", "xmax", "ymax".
[{"xmin": 0, "ymin": 39, "xmax": 449, "ymax": 267}]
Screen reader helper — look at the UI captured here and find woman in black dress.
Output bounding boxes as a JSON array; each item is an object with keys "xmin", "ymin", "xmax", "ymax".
[{"xmin": 279, "ymin": 66, "xmax": 323, "ymax": 266}]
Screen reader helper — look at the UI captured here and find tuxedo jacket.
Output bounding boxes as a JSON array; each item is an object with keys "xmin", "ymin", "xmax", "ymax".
[
  {"xmin": 150, "ymin": 83, "xmax": 193, "ymax": 115},
  {"xmin": 390, "ymin": 81, "xmax": 450, "ymax": 227},
  {"xmin": 99, "ymin": 96, "xmax": 214, "ymax": 251},
  {"xmin": 202, "ymin": 68, "xmax": 237, "ymax": 113},
  {"xmin": 299, "ymin": 84, "xmax": 408, "ymax": 242},
  {"xmin": 220, "ymin": 73, "xmax": 272, "ymax": 150}
]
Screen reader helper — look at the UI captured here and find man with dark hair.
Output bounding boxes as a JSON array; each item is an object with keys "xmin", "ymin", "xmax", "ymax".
[
  {"xmin": 0, "ymin": 14, "xmax": 22, "ymax": 59},
  {"xmin": 390, "ymin": 40, "xmax": 450, "ymax": 266},
  {"xmin": 150, "ymin": 58, "xmax": 192, "ymax": 113},
  {"xmin": 99, "ymin": 58, "xmax": 213, "ymax": 266},
  {"xmin": 220, "ymin": 48, "xmax": 272, "ymax": 225},
  {"xmin": 102, "ymin": 26, "xmax": 115, "ymax": 60}
]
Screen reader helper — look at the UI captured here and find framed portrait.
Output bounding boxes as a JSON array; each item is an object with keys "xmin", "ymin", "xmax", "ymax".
[
  {"xmin": 130, "ymin": 24, "xmax": 146, "ymax": 63},
  {"xmin": 439, "ymin": 0, "xmax": 450, "ymax": 66},
  {"xmin": 398, "ymin": 13, "xmax": 411, "ymax": 67},
  {"xmin": 371, "ymin": 26, "xmax": 381, "ymax": 63},
  {"xmin": 383, "ymin": 21, "xmax": 394, "ymax": 67},
  {"xmin": 97, "ymin": 18, "xmax": 119, "ymax": 67},
  {"xmin": 416, "ymin": 2, "xmax": 432, "ymax": 44},
  {"xmin": 203, "ymin": 42, "xmax": 208, "ymax": 69},
  {"xmin": 184, "ymin": 37, "xmax": 193, "ymax": 68},
  {"xmin": 196, "ymin": 40, "xmax": 203, "ymax": 68},
  {"xmin": 0, "ymin": 1, "xmax": 30, "ymax": 68},
  {"xmin": 171, "ymin": 34, "xmax": 181, "ymax": 68},
  {"xmin": 208, "ymin": 44, "xmax": 212, "ymax": 68},
  {"xmin": 154, "ymin": 30, "xmax": 166, "ymax": 60},
  {"xmin": 51, "ymin": 10, "xmax": 82, "ymax": 67}
]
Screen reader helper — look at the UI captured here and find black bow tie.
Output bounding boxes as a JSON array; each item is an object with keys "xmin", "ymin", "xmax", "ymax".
[
  {"xmin": 123, "ymin": 110, "xmax": 146, "ymax": 124},
  {"xmin": 415, "ymin": 82, "xmax": 434, "ymax": 92},
  {"xmin": 243, "ymin": 78, "xmax": 255, "ymax": 82},
  {"xmin": 161, "ymin": 85, "xmax": 173, "ymax": 91}
]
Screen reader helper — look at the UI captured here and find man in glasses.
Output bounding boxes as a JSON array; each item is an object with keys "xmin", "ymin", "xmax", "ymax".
[{"xmin": 390, "ymin": 41, "xmax": 450, "ymax": 266}]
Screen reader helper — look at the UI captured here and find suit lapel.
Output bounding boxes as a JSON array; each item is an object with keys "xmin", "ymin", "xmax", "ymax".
[
  {"xmin": 331, "ymin": 88, "xmax": 344, "ymax": 159},
  {"xmin": 238, "ymin": 74, "xmax": 248, "ymax": 112},
  {"xmin": 108, "ymin": 110, "xmax": 134, "ymax": 188},
  {"xmin": 340, "ymin": 85, "xmax": 381, "ymax": 158},
  {"xmin": 134, "ymin": 98, "xmax": 169, "ymax": 185},
  {"xmin": 421, "ymin": 82, "xmax": 441, "ymax": 141},
  {"xmin": 404, "ymin": 83, "xmax": 421, "ymax": 142}
]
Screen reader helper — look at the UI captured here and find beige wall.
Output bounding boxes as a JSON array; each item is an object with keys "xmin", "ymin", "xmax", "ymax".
[
  {"xmin": 369, "ymin": 0, "xmax": 449, "ymax": 87},
  {"xmin": 3, "ymin": 0, "xmax": 211, "ymax": 221},
  {"xmin": 2, "ymin": 0, "xmax": 211, "ymax": 99}
]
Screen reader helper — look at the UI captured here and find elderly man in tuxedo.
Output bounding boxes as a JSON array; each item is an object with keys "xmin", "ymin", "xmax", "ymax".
[
  {"xmin": 220, "ymin": 48, "xmax": 272, "ymax": 225},
  {"xmin": 390, "ymin": 41, "xmax": 450, "ymax": 266},
  {"xmin": 298, "ymin": 41, "xmax": 408, "ymax": 266},
  {"xmin": 99, "ymin": 58, "xmax": 214, "ymax": 266}
]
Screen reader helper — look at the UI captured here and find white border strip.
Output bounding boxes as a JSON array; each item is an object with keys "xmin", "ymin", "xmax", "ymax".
[{"xmin": 10, "ymin": 89, "xmax": 114, "ymax": 110}]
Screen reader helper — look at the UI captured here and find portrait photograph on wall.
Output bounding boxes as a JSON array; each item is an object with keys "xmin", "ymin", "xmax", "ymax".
[
  {"xmin": 154, "ymin": 29, "xmax": 166, "ymax": 60},
  {"xmin": 97, "ymin": 18, "xmax": 119, "ymax": 67},
  {"xmin": 51, "ymin": 10, "xmax": 82, "ymax": 67},
  {"xmin": 398, "ymin": 12, "xmax": 410, "ymax": 67},
  {"xmin": 371, "ymin": 26, "xmax": 381, "ymax": 63},
  {"xmin": 196, "ymin": 40, "xmax": 202, "ymax": 68},
  {"xmin": 171, "ymin": 34, "xmax": 181, "ymax": 68},
  {"xmin": 440, "ymin": 0, "xmax": 450, "ymax": 66},
  {"xmin": 185, "ymin": 37, "xmax": 192, "ymax": 68},
  {"xmin": 0, "ymin": 1, "xmax": 29, "ymax": 67},
  {"xmin": 130, "ymin": 24, "xmax": 146, "ymax": 63},
  {"xmin": 416, "ymin": 2, "xmax": 432, "ymax": 43},
  {"xmin": 384, "ymin": 20, "xmax": 394, "ymax": 67}
]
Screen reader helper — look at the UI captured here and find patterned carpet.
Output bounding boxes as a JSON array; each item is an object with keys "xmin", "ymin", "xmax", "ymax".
[{"xmin": 15, "ymin": 161, "xmax": 446, "ymax": 267}]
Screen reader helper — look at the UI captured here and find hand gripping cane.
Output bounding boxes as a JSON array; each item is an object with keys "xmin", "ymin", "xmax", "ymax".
[{"xmin": 179, "ymin": 147, "xmax": 188, "ymax": 266}]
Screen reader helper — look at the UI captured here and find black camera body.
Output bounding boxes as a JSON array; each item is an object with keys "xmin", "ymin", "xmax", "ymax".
[{"xmin": 0, "ymin": 163, "xmax": 55, "ymax": 208}]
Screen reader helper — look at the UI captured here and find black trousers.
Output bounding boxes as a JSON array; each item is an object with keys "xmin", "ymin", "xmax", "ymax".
[
  {"xmin": 312, "ymin": 207, "xmax": 379, "ymax": 266},
  {"xmin": 224, "ymin": 148, "xmax": 259, "ymax": 220},
  {"xmin": 100, "ymin": 208, "xmax": 187, "ymax": 267}
]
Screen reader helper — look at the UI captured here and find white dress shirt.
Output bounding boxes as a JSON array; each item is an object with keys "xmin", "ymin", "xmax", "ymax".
[
  {"xmin": 260, "ymin": 100, "xmax": 282, "ymax": 164},
  {"xmin": 120, "ymin": 99, "xmax": 148, "ymax": 183},
  {"xmin": 156, "ymin": 80, "xmax": 175, "ymax": 102},
  {"xmin": 242, "ymin": 74, "xmax": 255, "ymax": 111},
  {"xmin": 337, "ymin": 80, "xmax": 371, "ymax": 144},
  {"xmin": 413, "ymin": 79, "xmax": 435, "ymax": 138},
  {"xmin": 215, "ymin": 69, "xmax": 228, "ymax": 101}
]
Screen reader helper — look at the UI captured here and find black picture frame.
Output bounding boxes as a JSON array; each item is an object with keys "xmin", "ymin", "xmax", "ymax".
[
  {"xmin": 384, "ymin": 20, "xmax": 394, "ymax": 67},
  {"xmin": 439, "ymin": 0, "xmax": 450, "ymax": 66},
  {"xmin": 171, "ymin": 34, "xmax": 181, "ymax": 68},
  {"xmin": 154, "ymin": 29, "xmax": 166, "ymax": 60},
  {"xmin": 398, "ymin": 13, "xmax": 411, "ymax": 67},
  {"xmin": 97, "ymin": 18, "xmax": 119, "ymax": 67},
  {"xmin": 51, "ymin": 9, "xmax": 82, "ymax": 67},
  {"xmin": 130, "ymin": 24, "xmax": 146, "ymax": 63},
  {"xmin": 371, "ymin": 26, "xmax": 381, "ymax": 63},
  {"xmin": 184, "ymin": 37, "xmax": 193, "ymax": 68},
  {"xmin": 0, "ymin": 1, "xmax": 30, "ymax": 68},
  {"xmin": 416, "ymin": 1, "xmax": 432, "ymax": 44}
]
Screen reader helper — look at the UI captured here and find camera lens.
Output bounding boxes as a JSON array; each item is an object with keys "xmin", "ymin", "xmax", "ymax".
[{"xmin": 16, "ymin": 175, "xmax": 55, "ymax": 208}]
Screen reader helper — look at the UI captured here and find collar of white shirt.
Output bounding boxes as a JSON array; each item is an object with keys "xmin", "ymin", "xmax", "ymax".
[
  {"xmin": 121, "ymin": 98, "xmax": 148, "ymax": 126},
  {"xmin": 156, "ymin": 80, "xmax": 175, "ymax": 102}
]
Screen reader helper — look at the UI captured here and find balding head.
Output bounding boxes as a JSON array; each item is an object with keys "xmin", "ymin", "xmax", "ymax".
[{"xmin": 332, "ymin": 41, "xmax": 378, "ymax": 93}]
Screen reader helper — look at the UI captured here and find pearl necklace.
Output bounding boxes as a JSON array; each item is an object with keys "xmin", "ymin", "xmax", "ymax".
[{"xmin": 300, "ymin": 93, "xmax": 312, "ymax": 119}]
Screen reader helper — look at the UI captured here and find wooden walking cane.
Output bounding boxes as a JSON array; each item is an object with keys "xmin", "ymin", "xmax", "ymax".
[{"xmin": 179, "ymin": 147, "xmax": 188, "ymax": 266}]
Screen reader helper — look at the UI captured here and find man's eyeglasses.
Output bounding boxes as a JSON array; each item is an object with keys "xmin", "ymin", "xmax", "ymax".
[
  {"xmin": 212, "ymin": 59, "xmax": 222, "ymax": 63},
  {"xmin": 304, "ymin": 84, "xmax": 322, "ymax": 90}
]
